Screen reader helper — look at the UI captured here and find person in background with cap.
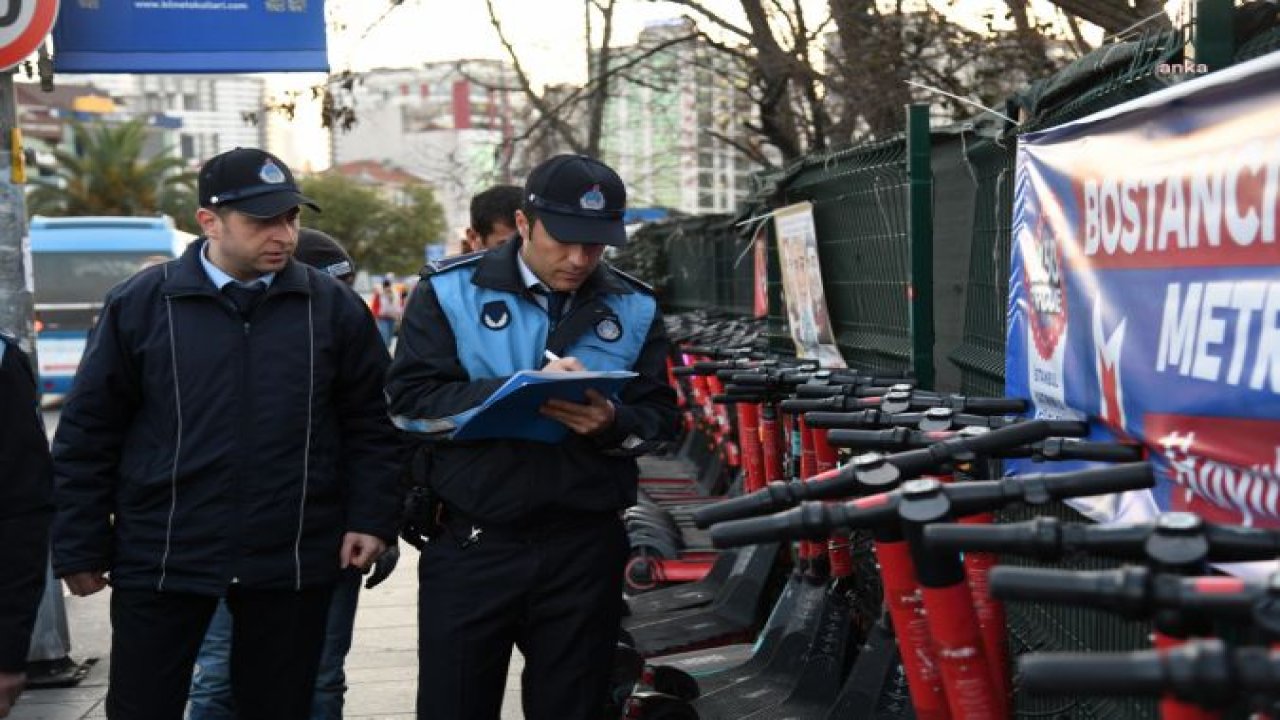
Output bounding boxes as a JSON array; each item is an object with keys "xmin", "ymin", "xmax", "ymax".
[
  {"xmin": 386, "ymin": 154, "xmax": 679, "ymax": 720},
  {"xmin": 460, "ymin": 184, "xmax": 522, "ymax": 253},
  {"xmin": 50, "ymin": 148, "xmax": 402, "ymax": 720},
  {"xmin": 0, "ymin": 332, "xmax": 54, "ymax": 719},
  {"xmin": 187, "ymin": 228, "xmax": 401, "ymax": 720}
]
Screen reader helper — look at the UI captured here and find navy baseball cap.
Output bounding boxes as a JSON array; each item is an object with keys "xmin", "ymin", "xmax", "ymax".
[
  {"xmin": 199, "ymin": 147, "xmax": 320, "ymax": 218},
  {"xmin": 294, "ymin": 228, "xmax": 355, "ymax": 282},
  {"xmin": 524, "ymin": 154, "xmax": 627, "ymax": 246}
]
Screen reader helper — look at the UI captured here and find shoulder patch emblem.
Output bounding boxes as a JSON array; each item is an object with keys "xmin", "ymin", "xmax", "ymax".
[
  {"xmin": 595, "ymin": 315, "xmax": 623, "ymax": 342},
  {"xmin": 422, "ymin": 251, "xmax": 484, "ymax": 277},
  {"xmin": 482, "ymin": 300, "xmax": 511, "ymax": 330},
  {"xmin": 607, "ymin": 266, "xmax": 654, "ymax": 293}
]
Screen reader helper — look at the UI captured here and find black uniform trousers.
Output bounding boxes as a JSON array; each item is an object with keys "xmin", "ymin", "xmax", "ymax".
[
  {"xmin": 106, "ymin": 583, "xmax": 332, "ymax": 720},
  {"xmin": 416, "ymin": 511, "xmax": 629, "ymax": 720}
]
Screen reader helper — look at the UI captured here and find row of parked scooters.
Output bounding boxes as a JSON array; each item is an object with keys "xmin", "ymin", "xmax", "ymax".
[{"xmin": 606, "ymin": 310, "xmax": 1280, "ymax": 720}]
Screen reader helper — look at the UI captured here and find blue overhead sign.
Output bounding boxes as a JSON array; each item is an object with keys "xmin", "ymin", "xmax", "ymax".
[{"xmin": 53, "ymin": 0, "xmax": 328, "ymax": 73}]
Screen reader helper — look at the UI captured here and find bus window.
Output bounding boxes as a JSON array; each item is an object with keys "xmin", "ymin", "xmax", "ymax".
[{"xmin": 30, "ymin": 215, "xmax": 192, "ymax": 395}]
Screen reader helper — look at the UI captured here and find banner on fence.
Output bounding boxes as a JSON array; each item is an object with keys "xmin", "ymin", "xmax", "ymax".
[
  {"xmin": 53, "ymin": 0, "xmax": 328, "ymax": 73},
  {"xmin": 1007, "ymin": 53, "xmax": 1280, "ymax": 546},
  {"xmin": 774, "ymin": 202, "xmax": 845, "ymax": 367}
]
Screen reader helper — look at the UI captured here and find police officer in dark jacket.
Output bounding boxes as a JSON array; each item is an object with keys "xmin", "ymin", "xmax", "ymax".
[
  {"xmin": 386, "ymin": 154, "xmax": 680, "ymax": 720},
  {"xmin": 50, "ymin": 147, "xmax": 402, "ymax": 720},
  {"xmin": 0, "ymin": 333, "xmax": 54, "ymax": 718}
]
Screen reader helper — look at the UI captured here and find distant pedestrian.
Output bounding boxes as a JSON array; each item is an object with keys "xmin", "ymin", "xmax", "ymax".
[
  {"xmin": 371, "ymin": 277, "xmax": 402, "ymax": 347},
  {"xmin": 50, "ymin": 147, "xmax": 402, "ymax": 720},
  {"xmin": 0, "ymin": 333, "xmax": 54, "ymax": 719},
  {"xmin": 188, "ymin": 228, "xmax": 401, "ymax": 720},
  {"xmin": 461, "ymin": 184, "xmax": 522, "ymax": 253}
]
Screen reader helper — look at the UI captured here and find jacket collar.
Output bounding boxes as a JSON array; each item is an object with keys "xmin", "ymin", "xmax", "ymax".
[
  {"xmin": 161, "ymin": 238, "xmax": 312, "ymax": 298},
  {"xmin": 471, "ymin": 236, "xmax": 632, "ymax": 298}
]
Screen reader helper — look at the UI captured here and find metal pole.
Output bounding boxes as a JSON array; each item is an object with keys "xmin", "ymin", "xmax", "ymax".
[
  {"xmin": 906, "ymin": 104, "xmax": 935, "ymax": 390},
  {"xmin": 0, "ymin": 71, "xmax": 34, "ymax": 354},
  {"xmin": 1194, "ymin": 0, "xmax": 1235, "ymax": 71}
]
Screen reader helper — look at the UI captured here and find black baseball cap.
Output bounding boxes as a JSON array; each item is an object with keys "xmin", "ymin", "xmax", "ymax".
[
  {"xmin": 199, "ymin": 147, "xmax": 320, "ymax": 218},
  {"xmin": 524, "ymin": 154, "xmax": 627, "ymax": 246},
  {"xmin": 294, "ymin": 228, "xmax": 355, "ymax": 282}
]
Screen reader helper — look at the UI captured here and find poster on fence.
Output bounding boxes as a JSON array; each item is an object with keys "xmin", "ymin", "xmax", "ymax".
[
  {"xmin": 774, "ymin": 202, "xmax": 845, "ymax": 367},
  {"xmin": 1006, "ymin": 52, "xmax": 1280, "ymax": 557},
  {"xmin": 753, "ymin": 222, "xmax": 769, "ymax": 319}
]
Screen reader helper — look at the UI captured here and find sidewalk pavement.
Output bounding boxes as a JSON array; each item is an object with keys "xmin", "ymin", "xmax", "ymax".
[{"xmin": 9, "ymin": 550, "xmax": 527, "ymax": 720}]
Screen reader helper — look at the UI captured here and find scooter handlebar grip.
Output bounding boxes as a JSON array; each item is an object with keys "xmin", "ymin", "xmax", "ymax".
[
  {"xmin": 1019, "ymin": 651, "xmax": 1166, "ymax": 696},
  {"xmin": 803, "ymin": 410, "xmax": 879, "ymax": 429},
  {"xmin": 922, "ymin": 522, "xmax": 1038, "ymax": 554},
  {"xmin": 692, "ymin": 483, "xmax": 794, "ymax": 528},
  {"xmin": 795, "ymin": 385, "xmax": 846, "ymax": 398},
  {"xmin": 780, "ymin": 397, "xmax": 840, "ymax": 413},
  {"xmin": 960, "ymin": 396, "xmax": 1029, "ymax": 414},
  {"xmin": 988, "ymin": 566, "xmax": 1121, "ymax": 605},
  {"xmin": 708, "ymin": 505, "xmax": 816, "ymax": 547},
  {"xmin": 1051, "ymin": 440, "xmax": 1145, "ymax": 462},
  {"xmin": 1042, "ymin": 462, "xmax": 1155, "ymax": 499},
  {"xmin": 825, "ymin": 429, "xmax": 905, "ymax": 450},
  {"xmin": 953, "ymin": 419, "xmax": 1059, "ymax": 455},
  {"xmin": 1043, "ymin": 419, "xmax": 1091, "ymax": 437}
]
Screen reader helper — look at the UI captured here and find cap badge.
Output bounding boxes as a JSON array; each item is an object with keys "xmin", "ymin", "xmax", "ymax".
[
  {"xmin": 579, "ymin": 185, "xmax": 606, "ymax": 211},
  {"xmin": 259, "ymin": 160, "xmax": 287, "ymax": 184}
]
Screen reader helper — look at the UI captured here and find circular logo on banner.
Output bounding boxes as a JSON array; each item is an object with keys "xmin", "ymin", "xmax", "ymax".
[
  {"xmin": 1022, "ymin": 214, "xmax": 1068, "ymax": 360},
  {"xmin": 0, "ymin": 0, "xmax": 59, "ymax": 72}
]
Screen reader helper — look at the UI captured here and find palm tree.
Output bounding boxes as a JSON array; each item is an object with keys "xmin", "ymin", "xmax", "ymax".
[{"xmin": 27, "ymin": 120, "xmax": 195, "ymax": 218}]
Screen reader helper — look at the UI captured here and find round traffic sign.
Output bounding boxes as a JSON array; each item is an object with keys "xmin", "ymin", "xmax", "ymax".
[{"xmin": 0, "ymin": 0, "xmax": 58, "ymax": 71}]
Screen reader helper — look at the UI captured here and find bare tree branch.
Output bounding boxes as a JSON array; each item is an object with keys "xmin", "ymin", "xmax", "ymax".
[
  {"xmin": 652, "ymin": 0, "xmax": 752, "ymax": 42},
  {"xmin": 1041, "ymin": 0, "xmax": 1171, "ymax": 35},
  {"xmin": 485, "ymin": 0, "xmax": 586, "ymax": 153}
]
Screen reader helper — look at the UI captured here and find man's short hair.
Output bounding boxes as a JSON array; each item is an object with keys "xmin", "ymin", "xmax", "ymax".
[{"xmin": 469, "ymin": 185, "xmax": 522, "ymax": 238}]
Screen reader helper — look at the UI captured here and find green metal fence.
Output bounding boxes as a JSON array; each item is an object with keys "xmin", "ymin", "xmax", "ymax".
[
  {"xmin": 947, "ymin": 135, "xmax": 1016, "ymax": 397},
  {"xmin": 777, "ymin": 138, "xmax": 914, "ymax": 375},
  {"xmin": 643, "ymin": 10, "xmax": 1273, "ymax": 716}
]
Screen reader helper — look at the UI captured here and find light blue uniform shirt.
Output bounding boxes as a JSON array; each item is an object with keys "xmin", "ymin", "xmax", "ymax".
[{"xmin": 199, "ymin": 241, "xmax": 276, "ymax": 290}]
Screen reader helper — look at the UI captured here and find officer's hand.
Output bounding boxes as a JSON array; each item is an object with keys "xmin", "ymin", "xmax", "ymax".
[
  {"xmin": 542, "ymin": 356, "xmax": 586, "ymax": 373},
  {"xmin": 340, "ymin": 532, "xmax": 387, "ymax": 573},
  {"xmin": 365, "ymin": 543, "xmax": 400, "ymax": 589},
  {"xmin": 540, "ymin": 389, "xmax": 616, "ymax": 436},
  {"xmin": 0, "ymin": 670, "xmax": 26, "ymax": 718},
  {"xmin": 63, "ymin": 571, "xmax": 108, "ymax": 597}
]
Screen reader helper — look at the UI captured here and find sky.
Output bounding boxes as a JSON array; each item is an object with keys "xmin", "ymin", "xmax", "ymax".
[
  {"xmin": 271, "ymin": 0, "xmax": 760, "ymax": 168},
  {"xmin": 269, "ymin": 0, "xmax": 1154, "ymax": 169}
]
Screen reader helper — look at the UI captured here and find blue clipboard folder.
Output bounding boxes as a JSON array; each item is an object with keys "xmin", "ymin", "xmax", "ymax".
[{"xmin": 447, "ymin": 370, "xmax": 637, "ymax": 443}]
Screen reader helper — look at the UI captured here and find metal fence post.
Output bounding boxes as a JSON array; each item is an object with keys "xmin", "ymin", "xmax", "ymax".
[
  {"xmin": 907, "ymin": 104, "xmax": 935, "ymax": 389},
  {"xmin": 1195, "ymin": 0, "xmax": 1235, "ymax": 70}
]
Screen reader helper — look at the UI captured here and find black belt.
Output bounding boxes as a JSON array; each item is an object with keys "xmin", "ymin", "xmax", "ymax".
[{"xmin": 439, "ymin": 506, "xmax": 617, "ymax": 547}]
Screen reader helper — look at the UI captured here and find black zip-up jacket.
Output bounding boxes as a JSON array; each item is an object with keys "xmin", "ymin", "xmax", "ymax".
[
  {"xmin": 384, "ymin": 240, "xmax": 680, "ymax": 525},
  {"xmin": 51, "ymin": 239, "xmax": 402, "ymax": 595},
  {"xmin": 0, "ymin": 334, "xmax": 53, "ymax": 671}
]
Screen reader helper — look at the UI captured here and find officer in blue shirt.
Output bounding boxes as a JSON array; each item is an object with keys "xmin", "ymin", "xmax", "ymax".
[{"xmin": 386, "ymin": 154, "xmax": 680, "ymax": 720}]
